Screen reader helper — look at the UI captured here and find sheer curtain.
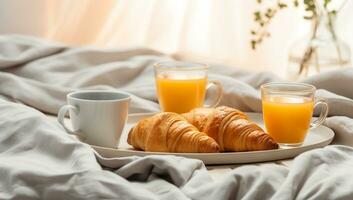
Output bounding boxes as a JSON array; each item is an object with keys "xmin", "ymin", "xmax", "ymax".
[{"xmin": 0, "ymin": 0, "xmax": 352, "ymax": 77}]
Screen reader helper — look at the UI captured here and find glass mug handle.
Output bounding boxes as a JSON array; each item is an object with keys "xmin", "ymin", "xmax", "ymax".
[
  {"xmin": 204, "ymin": 80, "xmax": 223, "ymax": 108},
  {"xmin": 310, "ymin": 98, "xmax": 329, "ymax": 129}
]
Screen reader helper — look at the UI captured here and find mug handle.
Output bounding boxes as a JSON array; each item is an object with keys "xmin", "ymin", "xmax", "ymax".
[
  {"xmin": 58, "ymin": 105, "xmax": 79, "ymax": 134},
  {"xmin": 310, "ymin": 98, "xmax": 329, "ymax": 129},
  {"xmin": 205, "ymin": 80, "xmax": 223, "ymax": 108}
]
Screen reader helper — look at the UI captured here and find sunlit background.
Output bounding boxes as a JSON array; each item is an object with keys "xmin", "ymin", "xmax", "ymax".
[{"xmin": 0, "ymin": 0, "xmax": 352, "ymax": 77}]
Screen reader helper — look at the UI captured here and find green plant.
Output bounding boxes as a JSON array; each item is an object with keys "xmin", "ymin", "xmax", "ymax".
[{"xmin": 250, "ymin": 0, "xmax": 347, "ymax": 76}]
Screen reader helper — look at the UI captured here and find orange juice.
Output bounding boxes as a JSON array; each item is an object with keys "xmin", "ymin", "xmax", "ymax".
[
  {"xmin": 262, "ymin": 96, "xmax": 314, "ymax": 144},
  {"xmin": 156, "ymin": 75, "xmax": 207, "ymax": 113}
]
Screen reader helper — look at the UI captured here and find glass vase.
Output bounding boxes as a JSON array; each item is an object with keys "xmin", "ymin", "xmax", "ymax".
[{"xmin": 287, "ymin": 11, "xmax": 351, "ymax": 81}]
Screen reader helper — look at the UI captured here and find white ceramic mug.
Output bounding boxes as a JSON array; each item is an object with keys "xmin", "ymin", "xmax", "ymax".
[{"xmin": 57, "ymin": 90, "xmax": 130, "ymax": 148}]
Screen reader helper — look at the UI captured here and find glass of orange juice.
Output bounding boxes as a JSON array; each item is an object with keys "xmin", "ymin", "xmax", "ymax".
[
  {"xmin": 261, "ymin": 82, "xmax": 329, "ymax": 147},
  {"xmin": 154, "ymin": 61, "xmax": 223, "ymax": 114}
]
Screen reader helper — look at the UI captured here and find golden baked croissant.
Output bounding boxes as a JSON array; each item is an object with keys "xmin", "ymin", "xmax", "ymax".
[
  {"xmin": 127, "ymin": 112, "xmax": 220, "ymax": 153},
  {"xmin": 182, "ymin": 106, "xmax": 279, "ymax": 152}
]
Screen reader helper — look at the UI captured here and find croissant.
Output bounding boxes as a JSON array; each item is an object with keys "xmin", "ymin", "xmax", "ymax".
[
  {"xmin": 127, "ymin": 112, "xmax": 220, "ymax": 153},
  {"xmin": 182, "ymin": 106, "xmax": 279, "ymax": 152}
]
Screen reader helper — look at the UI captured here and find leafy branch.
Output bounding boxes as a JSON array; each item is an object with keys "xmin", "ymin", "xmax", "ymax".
[
  {"xmin": 250, "ymin": 0, "xmax": 322, "ymax": 50},
  {"xmin": 251, "ymin": 0, "xmax": 294, "ymax": 49}
]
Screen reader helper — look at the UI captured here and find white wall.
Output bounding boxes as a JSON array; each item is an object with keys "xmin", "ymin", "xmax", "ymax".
[
  {"xmin": 0, "ymin": 0, "xmax": 352, "ymax": 77},
  {"xmin": 0, "ymin": 0, "xmax": 48, "ymax": 36}
]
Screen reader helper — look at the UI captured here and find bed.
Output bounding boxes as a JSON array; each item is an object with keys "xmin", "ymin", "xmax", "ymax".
[{"xmin": 1, "ymin": 35, "xmax": 353, "ymax": 199}]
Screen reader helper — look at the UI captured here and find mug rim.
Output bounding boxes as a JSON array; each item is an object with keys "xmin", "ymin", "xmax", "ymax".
[
  {"xmin": 67, "ymin": 90, "xmax": 131, "ymax": 103},
  {"xmin": 154, "ymin": 61, "xmax": 209, "ymax": 71},
  {"xmin": 261, "ymin": 82, "xmax": 316, "ymax": 93}
]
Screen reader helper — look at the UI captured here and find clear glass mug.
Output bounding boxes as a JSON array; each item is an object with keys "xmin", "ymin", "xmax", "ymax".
[
  {"xmin": 154, "ymin": 61, "xmax": 223, "ymax": 114},
  {"xmin": 261, "ymin": 82, "xmax": 329, "ymax": 147}
]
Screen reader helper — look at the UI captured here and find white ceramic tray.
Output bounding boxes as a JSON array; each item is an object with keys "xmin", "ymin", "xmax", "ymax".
[{"xmin": 92, "ymin": 113, "xmax": 334, "ymax": 165}]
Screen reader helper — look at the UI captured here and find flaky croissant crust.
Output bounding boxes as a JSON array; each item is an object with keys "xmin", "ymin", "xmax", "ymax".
[
  {"xmin": 182, "ymin": 106, "xmax": 279, "ymax": 152},
  {"xmin": 128, "ymin": 112, "xmax": 220, "ymax": 153}
]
